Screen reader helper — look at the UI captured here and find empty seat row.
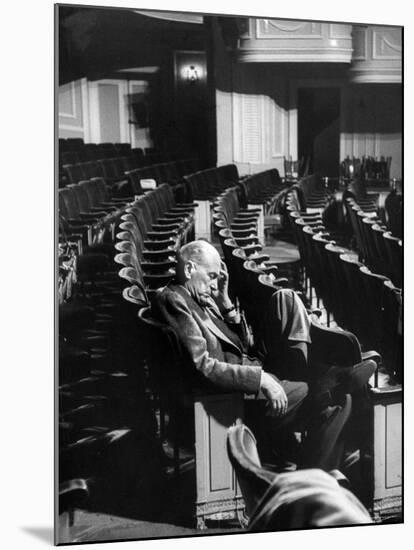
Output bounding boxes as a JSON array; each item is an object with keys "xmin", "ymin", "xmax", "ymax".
[
  {"xmin": 290, "ymin": 210, "xmax": 401, "ymax": 381},
  {"xmin": 344, "ymin": 197, "xmax": 402, "ymax": 288},
  {"xmin": 239, "ymin": 168, "xmax": 285, "ymax": 208},
  {"xmin": 183, "ymin": 164, "xmax": 241, "ymax": 202},
  {"xmin": 340, "ymin": 155, "xmax": 392, "ymax": 183},
  {"xmin": 59, "ymin": 178, "xmax": 131, "ymax": 248},
  {"xmin": 62, "ymin": 157, "xmax": 139, "ymax": 187},
  {"xmin": 116, "ymin": 159, "xmax": 198, "ymax": 198},
  {"xmin": 59, "ymin": 138, "xmax": 180, "ymax": 165}
]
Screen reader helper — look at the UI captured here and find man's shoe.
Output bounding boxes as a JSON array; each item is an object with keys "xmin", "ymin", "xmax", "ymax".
[{"xmin": 312, "ymin": 360, "xmax": 377, "ymax": 408}]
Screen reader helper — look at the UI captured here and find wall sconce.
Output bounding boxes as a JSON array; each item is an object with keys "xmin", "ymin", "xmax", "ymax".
[
  {"xmin": 180, "ymin": 63, "xmax": 203, "ymax": 83},
  {"xmin": 186, "ymin": 65, "xmax": 199, "ymax": 83},
  {"xmin": 175, "ymin": 51, "xmax": 206, "ymax": 87}
]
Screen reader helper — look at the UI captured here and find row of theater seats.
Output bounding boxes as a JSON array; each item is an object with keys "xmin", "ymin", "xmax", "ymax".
[
  {"xmin": 60, "ymin": 140, "xmax": 136, "ymax": 164},
  {"xmin": 61, "ymin": 153, "xmax": 198, "ymax": 192},
  {"xmin": 286, "ymin": 189, "xmax": 401, "ymax": 382},
  {"xmin": 212, "ymin": 185, "xmax": 300, "ymax": 356},
  {"xmin": 62, "ymin": 154, "xmax": 141, "ymax": 187},
  {"xmin": 114, "ymin": 159, "xmax": 199, "ymax": 198},
  {"xmin": 345, "ymin": 197, "xmax": 402, "ymax": 288},
  {"xmin": 58, "ymin": 235, "xmax": 165, "ymax": 528},
  {"xmin": 59, "ymin": 177, "xmax": 131, "ymax": 255},
  {"xmin": 58, "ymin": 174, "xmax": 203, "ymax": 526},
  {"xmin": 182, "ymin": 164, "xmax": 242, "ymax": 201},
  {"xmin": 239, "ymin": 168, "xmax": 286, "ymax": 223},
  {"xmin": 59, "ymin": 138, "xmax": 173, "ymax": 166},
  {"xmin": 340, "ymin": 155, "xmax": 392, "ymax": 182},
  {"xmin": 114, "ymin": 184, "xmax": 196, "ymax": 298}
]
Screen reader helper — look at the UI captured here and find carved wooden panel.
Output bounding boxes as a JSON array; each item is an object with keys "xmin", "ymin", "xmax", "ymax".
[
  {"xmin": 256, "ymin": 19, "xmax": 322, "ymax": 39},
  {"xmin": 329, "ymin": 24, "xmax": 352, "ymax": 39},
  {"xmin": 370, "ymin": 387, "xmax": 402, "ymax": 520},
  {"xmin": 238, "ymin": 20, "xmax": 352, "ymax": 63},
  {"xmin": 373, "ymin": 29, "xmax": 402, "ymax": 60},
  {"xmin": 194, "ymin": 393, "xmax": 244, "ymax": 505},
  {"xmin": 384, "ymin": 403, "xmax": 402, "ymax": 488},
  {"xmin": 350, "ymin": 26, "xmax": 402, "ymax": 83}
]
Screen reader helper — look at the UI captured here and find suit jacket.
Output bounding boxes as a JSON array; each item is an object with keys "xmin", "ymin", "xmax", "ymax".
[{"xmin": 152, "ymin": 283, "xmax": 262, "ymax": 394}]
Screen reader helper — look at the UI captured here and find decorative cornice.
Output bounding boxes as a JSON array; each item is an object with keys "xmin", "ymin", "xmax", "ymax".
[{"xmin": 238, "ymin": 48, "xmax": 353, "ymax": 64}]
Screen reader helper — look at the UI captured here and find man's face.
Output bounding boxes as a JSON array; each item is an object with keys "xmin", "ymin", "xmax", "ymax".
[{"xmin": 186, "ymin": 252, "xmax": 221, "ymax": 306}]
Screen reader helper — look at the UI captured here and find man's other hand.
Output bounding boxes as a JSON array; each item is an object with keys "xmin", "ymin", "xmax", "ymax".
[{"xmin": 260, "ymin": 372, "xmax": 288, "ymax": 417}]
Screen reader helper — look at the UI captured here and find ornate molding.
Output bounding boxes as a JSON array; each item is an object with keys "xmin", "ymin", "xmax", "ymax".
[
  {"xmin": 372, "ymin": 494, "xmax": 402, "ymax": 520},
  {"xmin": 350, "ymin": 26, "xmax": 402, "ymax": 83},
  {"xmin": 238, "ymin": 48, "xmax": 353, "ymax": 63},
  {"xmin": 372, "ymin": 30, "xmax": 402, "ymax": 60},
  {"xmin": 350, "ymin": 70, "xmax": 401, "ymax": 84},
  {"xmin": 238, "ymin": 20, "xmax": 352, "ymax": 63},
  {"xmin": 329, "ymin": 24, "xmax": 352, "ymax": 40},
  {"xmin": 196, "ymin": 496, "xmax": 245, "ymax": 528},
  {"xmin": 59, "ymin": 123, "xmax": 83, "ymax": 131},
  {"xmin": 256, "ymin": 19, "xmax": 322, "ymax": 39}
]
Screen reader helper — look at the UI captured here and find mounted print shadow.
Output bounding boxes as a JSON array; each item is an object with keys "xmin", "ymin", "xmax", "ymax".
[{"xmin": 56, "ymin": 2, "xmax": 403, "ymax": 545}]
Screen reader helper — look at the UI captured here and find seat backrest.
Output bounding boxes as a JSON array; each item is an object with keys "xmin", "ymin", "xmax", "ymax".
[
  {"xmin": 125, "ymin": 168, "xmax": 146, "ymax": 195},
  {"xmin": 82, "ymin": 179, "xmax": 102, "ymax": 208},
  {"xmin": 80, "ymin": 161, "xmax": 97, "ymax": 179},
  {"xmin": 219, "ymin": 164, "xmax": 240, "ymax": 185},
  {"xmin": 131, "ymin": 147, "xmax": 144, "ymax": 161},
  {"xmin": 383, "ymin": 231, "xmax": 402, "ymax": 288},
  {"xmin": 63, "ymin": 163, "xmax": 87, "ymax": 185},
  {"xmin": 59, "ymin": 187, "xmax": 81, "ymax": 219},
  {"xmin": 118, "ymin": 219, "xmax": 145, "ymax": 252},
  {"xmin": 309, "ymin": 320, "xmax": 362, "ymax": 368},
  {"xmin": 115, "ymin": 238, "xmax": 143, "ymax": 261},
  {"xmin": 90, "ymin": 177, "xmax": 110, "ymax": 202},
  {"xmin": 359, "ymin": 265, "xmax": 391, "ymax": 349},
  {"xmin": 118, "ymin": 265, "xmax": 142, "ymax": 285},
  {"xmin": 60, "ymin": 151, "xmax": 80, "ymax": 166},
  {"xmin": 69, "ymin": 183, "xmax": 92, "ymax": 214},
  {"xmin": 324, "ymin": 242, "xmax": 348, "ymax": 325},
  {"xmin": 98, "ymin": 158, "xmax": 117, "ymax": 179},
  {"xmin": 122, "ymin": 284, "xmax": 149, "ymax": 309},
  {"xmin": 137, "ymin": 305, "xmax": 191, "ymax": 405}
]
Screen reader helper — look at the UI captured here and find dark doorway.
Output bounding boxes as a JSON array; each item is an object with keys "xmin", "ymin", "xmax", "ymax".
[{"xmin": 298, "ymin": 87, "xmax": 340, "ymax": 178}]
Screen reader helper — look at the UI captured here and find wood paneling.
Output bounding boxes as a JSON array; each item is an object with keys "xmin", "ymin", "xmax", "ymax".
[
  {"xmin": 238, "ymin": 20, "xmax": 353, "ymax": 63},
  {"xmin": 194, "ymin": 394, "xmax": 245, "ymax": 527},
  {"xmin": 58, "ymin": 79, "xmax": 84, "ymax": 138},
  {"xmin": 350, "ymin": 26, "xmax": 402, "ymax": 83}
]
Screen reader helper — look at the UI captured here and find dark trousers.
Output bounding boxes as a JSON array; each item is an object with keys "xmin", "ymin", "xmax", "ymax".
[
  {"xmin": 253, "ymin": 289, "xmax": 353, "ymax": 470},
  {"xmin": 246, "ymin": 380, "xmax": 352, "ymax": 471}
]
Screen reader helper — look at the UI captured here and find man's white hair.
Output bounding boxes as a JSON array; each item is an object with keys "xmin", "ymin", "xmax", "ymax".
[{"xmin": 178, "ymin": 240, "xmax": 219, "ymax": 267}]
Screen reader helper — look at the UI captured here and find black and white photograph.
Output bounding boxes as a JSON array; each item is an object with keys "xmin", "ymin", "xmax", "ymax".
[{"xmin": 55, "ymin": 2, "xmax": 404, "ymax": 545}]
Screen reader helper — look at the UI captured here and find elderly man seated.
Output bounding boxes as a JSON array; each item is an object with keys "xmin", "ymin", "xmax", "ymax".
[{"xmin": 152, "ymin": 240, "xmax": 375, "ymax": 470}]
